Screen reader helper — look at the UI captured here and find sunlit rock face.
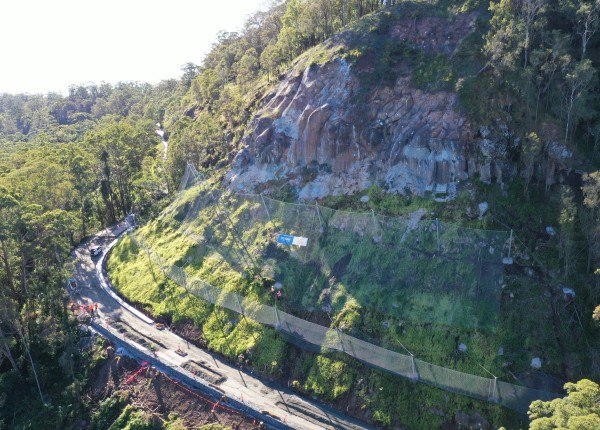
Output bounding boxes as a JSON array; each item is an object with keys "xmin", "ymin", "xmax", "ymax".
[{"xmin": 226, "ymin": 11, "xmax": 516, "ymax": 199}]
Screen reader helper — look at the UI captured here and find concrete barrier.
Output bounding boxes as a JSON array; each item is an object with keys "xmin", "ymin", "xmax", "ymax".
[
  {"xmin": 97, "ymin": 227, "xmax": 153, "ymax": 325},
  {"xmin": 92, "ymin": 322, "xmax": 294, "ymax": 430}
]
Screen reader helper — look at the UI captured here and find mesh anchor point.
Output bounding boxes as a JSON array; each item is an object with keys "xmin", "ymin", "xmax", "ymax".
[
  {"xmin": 409, "ymin": 352, "xmax": 419, "ymax": 382},
  {"xmin": 488, "ymin": 376, "xmax": 500, "ymax": 403}
]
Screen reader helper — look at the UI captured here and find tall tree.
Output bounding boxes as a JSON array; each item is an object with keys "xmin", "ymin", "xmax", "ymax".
[
  {"xmin": 522, "ymin": 131, "xmax": 542, "ymax": 193},
  {"xmin": 0, "ymin": 188, "xmax": 19, "ymax": 301},
  {"xmin": 582, "ymin": 171, "xmax": 600, "ymax": 273},
  {"xmin": 557, "ymin": 186, "xmax": 578, "ymax": 279},
  {"xmin": 180, "ymin": 62, "xmax": 200, "ymax": 89},
  {"xmin": 527, "ymin": 30, "xmax": 570, "ymax": 125},
  {"xmin": 566, "ymin": 0, "xmax": 600, "ymax": 60},
  {"xmin": 519, "ymin": 0, "xmax": 546, "ymax": 68},
  {"xmin": 528, "ymin": 379, "xmax": 600, "ymax": 429},
  {"xmin": 236, "ymin": 48, "xmax": 260, "ymax": 89},
  {"xmin": 0, "ymin": 188, "xmax": 20, "ymax": 373},
  {"xmin": 559, "ymin": 58, "xmax": 595, "ymax": 143},
  {"xmin": 85, "ymin": 118, "xmax": 159, "ymax": 222},
  {"xmin": 66, "ymin": 146, "xmax": 96, "ymax": 237},
  {"xmin": 485, "ymin": 0, "xmax": 524, "ymax": 73}
]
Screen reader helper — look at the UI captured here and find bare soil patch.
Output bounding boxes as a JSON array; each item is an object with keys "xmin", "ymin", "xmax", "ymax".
[
  {"xmin": 171, "ymin": 319, "xmax": 208, "ymax": 348},
  {"xmin": 87, "ymin": 352, "xmax": 261, "ymax": 429}
]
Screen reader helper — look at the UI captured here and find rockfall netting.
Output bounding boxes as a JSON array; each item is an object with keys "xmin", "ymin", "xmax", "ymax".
[
  {"xmin": 122, "ymin": 165, "xmax": 561, "ymax": 412},
  {"xmin": 176, "ymin": 169, "xmax": 507, "ymax": 331},
  {"xmin": 128, "ymin": 232, "xmax": 560, "ymax": 412}
]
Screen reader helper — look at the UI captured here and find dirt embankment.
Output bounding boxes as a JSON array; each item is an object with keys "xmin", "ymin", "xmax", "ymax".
[{"xmin": 86, "ymin": 351, "xmax": 262, "ymax": 430}]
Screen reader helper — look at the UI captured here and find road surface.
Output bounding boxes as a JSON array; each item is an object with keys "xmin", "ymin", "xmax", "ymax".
[{"xmin": 72, "ymin": 222, "xmax": 374, "ymax": 430}]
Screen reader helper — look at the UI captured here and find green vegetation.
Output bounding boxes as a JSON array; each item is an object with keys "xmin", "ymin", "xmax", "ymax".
[
  {"xmin": 1, "ymin": 0, "xmax": 600, "ymax": 429},
  {"xmin": 104, "ymin": 180, "xmax": 552, "ymax": 428},
  {"xmin": 107, "ymin": 157, "xmax": 600, "ymax": 428},
  {"xmin": 0, "ymin": 84, "xmax": 182, "ymax": 428},
  {"xmin": 107, "ymin": 405, "xmax": 159, "ymax": 430},
  {"xmin": 92, "ymin": 395, "xmax": 128, "ymax": 430},
  {"xmin": 303, "ymin": 355, "xmax": 355, "ymax": 400},
  {"xmin": 527, "ymin": 379, "xmax": 600, "ymax": 429}
]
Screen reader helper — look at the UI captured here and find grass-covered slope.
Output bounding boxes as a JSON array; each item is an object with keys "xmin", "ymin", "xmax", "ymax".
[{"xmin": 106, "ymin": 176, "xmax": 590, "ymax": 428}]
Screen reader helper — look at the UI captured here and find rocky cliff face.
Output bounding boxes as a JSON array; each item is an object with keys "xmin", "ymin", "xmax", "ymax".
[{"xmin": 224, "ymin": 10, "xmax": 559, "ymax": 199}]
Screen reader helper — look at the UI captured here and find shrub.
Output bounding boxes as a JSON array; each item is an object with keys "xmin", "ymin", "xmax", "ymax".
[{"xmin": 92, "ymin": 396, "xmax": 126, "ymax": 430}]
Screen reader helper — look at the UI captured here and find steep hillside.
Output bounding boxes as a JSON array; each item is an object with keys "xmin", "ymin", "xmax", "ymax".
[
  {"xmin": 227, "ymin": 5, "xmax": 485, "ymax": 198},
  {"xmin": 224, "ymin": 2, "xmax": 579, "ymax": 199},
  {"xmin": 104, "ymin": 1, "xmax": 600, "ymax": 429},
  {"xmin": 2, "ymin": 1, "xmax": 599, "ymax": 429},
  {"xmin": 107, "ymin": 169, "xmax": 596, "ymax": 429}
]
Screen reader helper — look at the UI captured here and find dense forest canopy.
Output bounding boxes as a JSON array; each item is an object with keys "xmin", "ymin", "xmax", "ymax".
[{"xmin": 0, "ymin": 0, "xmax": 600, "ymax": 428}]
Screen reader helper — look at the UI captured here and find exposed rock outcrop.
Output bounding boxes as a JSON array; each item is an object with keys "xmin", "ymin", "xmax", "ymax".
[{"xmin": 226, "ymin": 10, "xmax": 517, "ymax": 199}]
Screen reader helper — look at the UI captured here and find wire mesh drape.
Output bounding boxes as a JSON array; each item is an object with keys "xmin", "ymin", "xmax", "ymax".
[
  {"xmin": 129, "ymin": 232, "xmax": 560, "ymax": 413},
  {"xmin": 173, "ymin": 184, "xmax": 508, "ymax": 331}
]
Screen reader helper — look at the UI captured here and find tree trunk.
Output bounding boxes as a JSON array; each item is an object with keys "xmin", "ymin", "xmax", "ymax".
[
  {"xmin": 17, "ymin": 326, "xmax": 44, "ymax": 404},
  {"xmin": 588, "ymin": 207, "xmax": 597, "ymax": 273},
  {"xmin": 0, "ymin": 325, "xmax": 19, "ymax": 373},
  {"xmin": 20, "ymin": 248, "xmax": 28, "ymax": 299},
  {"xmin": 565, "ymin": 90, "xmax": 575, "ymax": 144},
  {"xmin": 524, "ymin": 31, "xmax": 530, "ymax": 69},
  {"xmin": 80, "ymin": 196, "xmax": 87, "ymax": 238},
  {"xmin": 0, "ymin": 239, "xmax": 16, "ymax": 298}
]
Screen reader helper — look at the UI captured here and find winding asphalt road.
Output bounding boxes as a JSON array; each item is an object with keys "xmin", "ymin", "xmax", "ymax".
[{"xmin": 71, "ymin": 222, "xmax": 374, "ymax": 430}]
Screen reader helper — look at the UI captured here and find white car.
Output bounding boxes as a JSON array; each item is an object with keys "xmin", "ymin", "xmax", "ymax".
[{"xmin": 90, "ymin": 247, "xmax": 102, "ymax": 257}]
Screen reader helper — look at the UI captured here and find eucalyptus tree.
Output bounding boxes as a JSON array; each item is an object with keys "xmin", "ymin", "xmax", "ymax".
[
  {"xmin": 522, "ymin": 132, "xmax": 542, "ymax": 193},
  {"xmin": 528, "ymin": 379, "xmax": 600, "ymax": 429},
  {"xmin": 485, "ymin": 0, "xmax": 550, "ymax": 91},
  {"xmin": 563, "ymin": 0, "xmax": 600, "ymax": 60},
  {"xmin": 519, "ymin": 0, "xmax": 547, "ymax": 68},
  {"xmin": 84, "ymin": 117, "xmax": 160, "ymax": 223},
  {"xmin": 582, "ymin": 171, "xmax": 600, "ymax": 275},
  {"xmin": 527, "ymin": 30, "xmax": 570, "ymax": 125},
  {"xmin": 559, "ymin": 58, "xmax": 595, "ymax": 143},
  {"xmin": 236, "ymin": 48, "xmax": 260, "ymax": 89},
  {"xmin": 0, "ymin": 185, "xmax": 79, "ymax": 401},
  {"xmin": 0, "ymin": 188, "xmax": 19, "ymax": 301},
  {"xmin": 180, "ymin": 62, "xmax": 200, "ymax": 90},
  {"xmin": 0, "ymin": 189, "xmax": 20, "ymax": 373},
  {"xmin": 65, "ymin": 145, "xmax": 97, "ymax": 237},
  {"xmin": 557, "ymin": 186, "xmax": 578, "ymax": 279},
  {"xmin": 166, "ymin": 113, "xmax": 225, "ymax": 185}
]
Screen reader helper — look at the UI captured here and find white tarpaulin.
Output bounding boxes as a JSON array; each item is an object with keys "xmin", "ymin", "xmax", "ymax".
[{"xmin": 292, "ymin": 236, "xmax": 308, "ymax": 246}]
